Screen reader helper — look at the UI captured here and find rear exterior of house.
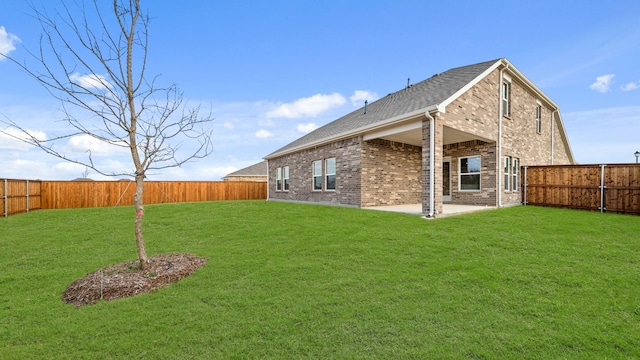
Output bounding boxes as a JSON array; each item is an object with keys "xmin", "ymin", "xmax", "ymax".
[{"xmin": 264, "ymin": 58, "xmax": 574, "ymax": 217}]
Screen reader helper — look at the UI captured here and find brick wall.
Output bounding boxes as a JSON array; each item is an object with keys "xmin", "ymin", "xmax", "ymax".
[
  {"xmin": 268, "ymin": 137, "xmax": 361, "ymax": 206},
  {"xmin": 441, "ymin": 69, "xmax": 500, "ymax": 141},
  {"xmin": 443, "ymin": 140, "xmax": 497, "ymax": 206},
  {"xmin": 422, "ymin": 117, "xmax": 444, "ymax": 215},
  {"xmin": 440, "ymin": 68, "xmax": 573, "ymax": 207},
  {"xmin": 266, "ymin": 67, "xmax": 573, "ymax": 211},
  {"xmin": 361, "ymin": 139, "xmax": 422, "ymax": 207}
]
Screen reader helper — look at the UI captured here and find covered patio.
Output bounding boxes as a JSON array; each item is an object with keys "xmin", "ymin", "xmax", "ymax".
[{"xmin": 364, "ymin": 203, "xmax": 496, "ymax": 217}]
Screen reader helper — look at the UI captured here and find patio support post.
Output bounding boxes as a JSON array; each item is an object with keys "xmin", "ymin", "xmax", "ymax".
[
  {"xmin": 422, "ymin": 115, "xmax": 433, "ymax": 217},
  {"xmin": 422, "ymin": 111, "xmax": 442, "ymax": 217}
]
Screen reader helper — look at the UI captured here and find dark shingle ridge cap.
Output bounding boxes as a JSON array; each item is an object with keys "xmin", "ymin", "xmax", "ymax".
[
  {"xmin": 264, "ymin": 58, "xmax": 503, "ymax": 159},
  {"xmin": 225, "ymin": 160, "xmax": 268, "ymax": 177}
]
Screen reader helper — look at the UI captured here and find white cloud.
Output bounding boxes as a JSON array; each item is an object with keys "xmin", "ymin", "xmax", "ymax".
[
  {"xmin": 69, "ymin": 72, "xmax": 112, "ymax": 90},
  {"xmin": 194, "ymin": 166, "xmax": 239, "ymax": 180},
  {"xmin": 297, "ymin": 122, "xmax": 318, "ymax": 133},
  {"xmin": 223, "ymin": 121, "xmax": 235, "ymax": 129},
  {"xmin": 258, "ymin": 118, "xmax": 275, "ymax": 127},
  {"xmin": 350, "ymin": 90, "xmax": 378, "ymax": 106},
  {"xmin": 0, "ymin": 128, "xmax": 47, "ymax": 151},
  {"xmin": 0, "ymin": 26, "xmax": 20, "ymax": 58},
  {"xmin": 255, "ymin": 129, "xmax": 274, "ymax": 138},
  {"xmin": 266, "ymin": 93, "xmax": 346, "ymax": 119},
  {"xmin": 589, "ymin": 74, "xmax": 615, "ymax": 93},
  {"xmin": 156, "ymin": 165, "xmax": 238, "ymax": 181},
  {"xmin": 621, "ymin": 81, "xmax": 639, "ymax": 91},
  {"xmin": 53, "ymin": 161, "xmax": 86, "ymax": 174},
  {"xmin": 65, "ymin": 134, "xmax": 128, "ymax": 157}
]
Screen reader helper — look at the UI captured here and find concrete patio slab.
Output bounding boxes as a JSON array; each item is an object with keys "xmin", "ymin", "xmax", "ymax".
[{"xmin": 364, "ymin": 203, "xmax": 496, "ymax": 217}]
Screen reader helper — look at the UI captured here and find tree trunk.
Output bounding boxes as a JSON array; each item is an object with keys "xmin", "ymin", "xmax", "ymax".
[{"xmin": 134, "ymin": 174, "xmax": 148, "ymax": 270}]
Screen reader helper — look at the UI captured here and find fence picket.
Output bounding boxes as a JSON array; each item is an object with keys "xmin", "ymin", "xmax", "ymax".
[
  {"xmin": 1, "ymin": 180, "xmax": 267, "ymax": 217},
  {"xmin": 522, "ymin": 164, "xmax": 640, "ymax": 215}
]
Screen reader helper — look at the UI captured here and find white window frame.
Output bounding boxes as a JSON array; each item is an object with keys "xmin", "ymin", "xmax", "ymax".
[
  {"xmin": 535, "ymin": 102, "xmax": 542, "ymax": 133},
  {"xmin": 325, "ymin": 158, "xmax": 336, "ymax": 191},
  {"xmin": 283, "ymin": 166, "xmax": 289, "ymax": 191},
  {"xmin": 512, "ymin": 158, "xmax": 519, "ymax": 192},
  {"xmin": 276, "ymin": 167, "xmax": 282, "ymax": 192},
  {"xmin": 459, "ymin": 155, "xmax": 481, "ymax": 191},
  {"xmin": 502, "ymin": 81, "xmax": 511, "ymax": 118},
  {"xmin": 312, "ymin": 160, "xmax": 322, "ymax": 191},
  {"xmin": 504, "ymin": 156, "xmax": 511, "ymax": 191}
]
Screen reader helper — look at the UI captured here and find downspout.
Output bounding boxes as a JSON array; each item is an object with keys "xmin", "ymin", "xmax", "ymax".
[
  {"xmin": 551, "ymin": 110, "xmax": 556, "ymax": 165},
  {"xmin": 425, "ymin": 111, "xmax": 435, "ymax": 218},
  {"xmin": 498, "ymin": 62, "xmax": 509, "ymax": 208}
]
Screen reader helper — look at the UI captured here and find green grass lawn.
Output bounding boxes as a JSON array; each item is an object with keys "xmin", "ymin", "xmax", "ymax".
[{"xmin": 1, "ymin": 201, "xmax": 639, "ymax": 359}]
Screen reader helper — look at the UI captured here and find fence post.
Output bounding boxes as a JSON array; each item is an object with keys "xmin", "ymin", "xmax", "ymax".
[
  {"xmin": 26, "ymin": 180, "xmax": 30, "ymax": 213},
  {"xmin": 3, "ymin": 179, "xmax": 7, "ymax": 217},
  {"xmin": 522, "ymin": 166, "xmax": 528, "ymax": 206},
  {"xmin": 600, "ymin": 164, "xmax": 606, "ymax": 213}
]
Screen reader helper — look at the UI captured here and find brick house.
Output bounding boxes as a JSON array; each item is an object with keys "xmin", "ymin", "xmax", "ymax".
[
  {"xmin": 264, "ymin": 58, "xmax": 574, "ymax": 217},
  {"xmin": 222, "ymin": 161, "xmax": 268, "ymax": 182}
]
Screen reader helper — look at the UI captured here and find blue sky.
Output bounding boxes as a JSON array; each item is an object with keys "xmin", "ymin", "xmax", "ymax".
[{"xmin": 1, "ymin": 0, "xmax": 639, "ymax": 180}]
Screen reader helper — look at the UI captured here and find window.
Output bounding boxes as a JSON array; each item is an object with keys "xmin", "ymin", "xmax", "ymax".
[
  {"xmin": 502, "ymin": 82, "xmax": 511, "ymax": 117},
  {"xmin": 283, "ymin": 166, "xmax": 289, "ymax": 191},
  {"xmin": 535, "ymin": 103, "xmax": 542, "ymax": 133},
  {"xmin": 459, "ymin": 156, "xmax": 481, "ymax": 191},
  {"xmin": 312, "ymin": 158, "xmax": 337, "ymax": 191},
  {"xmin": 504, "ymin": 157, "xmax": 510, "ymax": 191},
  {"xmin": 512, "ymin": 158, "xmax": 519, "ymax": 191},
  {"xmin": 325, "ymin": 158, "xmax": 336, "ymax": 191},
  {"xmin": 276, "ymin": 167, "xmax": 282, "ymax": 191},
  {"xmin": 312, "ymin": 160, "xmax": 322, "ymax": 191}
]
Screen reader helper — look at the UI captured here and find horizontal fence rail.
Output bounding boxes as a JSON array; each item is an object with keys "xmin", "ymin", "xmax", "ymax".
[
  {"xmin": 2, "ymin": 180, "xmax": 267, "ymax": 216},
  {"xmin": 522, "ymin": 164, "xmax": 640, "ymax": 215}
]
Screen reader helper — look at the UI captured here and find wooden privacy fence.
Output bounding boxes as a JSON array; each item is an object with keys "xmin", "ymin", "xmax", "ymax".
[
  {"xmin": 1, "ymin": 179, "xmax": 42, "ymax": 217},
  {"xmin": 2, "ymin": 180, "xmax": 267, "ymax": 216},
  {"xmin": 522, "ymin": 164, "xmax": 640, "ymax": 215}
]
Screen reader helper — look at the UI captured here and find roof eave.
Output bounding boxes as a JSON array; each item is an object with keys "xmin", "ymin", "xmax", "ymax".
[
  {"xmin": 553, "ymin": 111, "xmax": 576, "ymax": 164},
  {"xmin": 264, "ymin": 105, "xmax": 439, "ymax": 159},
  {"xmin": 501, "ymin": 58, "xmax": 559, "ymax": 109},
  {"xmin": 438, "ymin": 59, "xmax": 503, "ymax": 110}
]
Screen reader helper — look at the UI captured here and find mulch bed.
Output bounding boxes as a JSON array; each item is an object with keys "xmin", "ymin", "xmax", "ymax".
[{"xmin": 62, "ymin": 253, "xmax": 208, "ymax": 307}]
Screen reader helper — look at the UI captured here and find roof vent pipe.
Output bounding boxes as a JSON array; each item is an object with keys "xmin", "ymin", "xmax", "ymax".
[
  {"xmin": 364, "ymin": 100, "xmax": 368, "ymax": 114},
  {"xmin": 407, "ymin": 78, "xmax": 410, "ymax": 89}
]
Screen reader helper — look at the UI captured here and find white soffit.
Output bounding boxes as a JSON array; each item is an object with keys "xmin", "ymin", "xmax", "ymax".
[
  {"xmin": 363, "ymin": 120, "xmax": 422, "ymax": 143},
  {"xmin": 362, "ymin": 121, "xmax": 495, "ymax": 147}
]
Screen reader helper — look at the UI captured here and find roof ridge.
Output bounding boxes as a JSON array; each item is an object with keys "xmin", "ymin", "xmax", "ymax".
[{"xmin": 265, "ymin": 59, "xmax": 503, "ymax": 159}]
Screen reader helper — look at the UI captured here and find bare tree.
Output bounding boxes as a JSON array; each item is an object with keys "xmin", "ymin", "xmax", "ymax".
[
  {"xmin": 0, "ymin": 0, "xmax": 213, "ymax": 270},
  {"xmin": 80, "ymin": 167, "xmax": 91, "ymax": 179}
]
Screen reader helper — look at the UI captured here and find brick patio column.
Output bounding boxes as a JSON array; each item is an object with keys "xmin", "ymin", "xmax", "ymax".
[{"xmin": 422, "ymin": 113, "xmax": 443, "ymax": 217}]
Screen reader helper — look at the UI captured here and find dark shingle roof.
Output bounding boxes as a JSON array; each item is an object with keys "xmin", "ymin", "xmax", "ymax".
[
  {"xmin": 225, "ymin": 161, "xmax": 268, "ymax": 177},
  {"xmin": 265, "ymin": 59, "xmax": 502, "ymax": 158}
]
